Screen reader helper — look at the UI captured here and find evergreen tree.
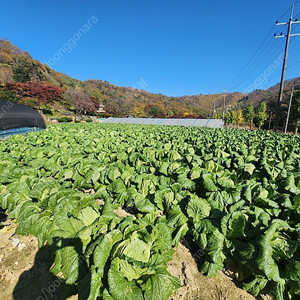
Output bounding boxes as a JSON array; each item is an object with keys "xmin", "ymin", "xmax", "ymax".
[
  {"xmin": 12, "ymin": 55, "xmax": 33, "ymax": 82},
  {"xmin": 244, "ymin": 103, "xmax": 255, "ymax": 129},
  {"xmin": 224, "ymin": 111, "xmax": 233, "ymax": 125}
]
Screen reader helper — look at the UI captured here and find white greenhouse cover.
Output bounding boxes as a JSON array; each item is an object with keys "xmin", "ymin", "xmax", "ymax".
[{"xmin": 103, "ymin": 118, "xmax": 224, "ymax": 128}]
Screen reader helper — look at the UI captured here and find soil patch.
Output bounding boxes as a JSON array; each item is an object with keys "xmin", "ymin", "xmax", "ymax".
[{"xmin": 167, "ymin": 243, "xmax": 271, "ymax": 300}]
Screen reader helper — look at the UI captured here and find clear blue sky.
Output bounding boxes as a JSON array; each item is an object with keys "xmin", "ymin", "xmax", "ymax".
[{"xmin": 1, "ymin": 0, "xmax": 300, "ymax": 96}]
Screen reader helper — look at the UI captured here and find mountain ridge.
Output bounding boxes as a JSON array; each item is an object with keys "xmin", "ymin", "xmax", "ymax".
[{"xmin": 0, "ymin": 38, "xmax": 299, "ymax": 118}]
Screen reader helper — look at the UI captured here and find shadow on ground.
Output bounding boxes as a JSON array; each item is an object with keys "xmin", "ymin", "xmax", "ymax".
[
  {"xmin": 0, "ymin": 208, "xmax": 7, "ymax": 228},
  {"xmin": 10, "ymin": 234, "xmax": 270, "ymax": 300},
  {"xmin": 13, "ymin": 238, "xmax": 88, "ymax": 300}
]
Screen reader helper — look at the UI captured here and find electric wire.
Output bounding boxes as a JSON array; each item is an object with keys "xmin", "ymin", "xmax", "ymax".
[
  {"xmin": 226, "ymin": 29, "xmax": 275, "ymax": 91},
  {"xmin": 237, "ymin": 42, "xmax": 286, "ymax": 92},
  {"xmin": 229, "ymin": 38, "xmax": 283, "ymax": 91},
  {"xmin": 230, "ymin": 24, "xmax": 289, "ymax": 90},
  {"xmin": 226, "ymin": 4, "xmax": 296, "ymax": 92},
  {"xmin": 231, "ymin": 19, "xmax": 299, "ymax": 92},
  {"xmin": 233, "ymin": 32, "xmax": 286, "ymax": 92}
]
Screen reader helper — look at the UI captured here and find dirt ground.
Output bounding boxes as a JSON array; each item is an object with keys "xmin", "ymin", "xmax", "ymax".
[
  {"xmin": 167, "ymin": 243, "xmax": 270, "ymax": 300},
  {"xmin": 0, "ymin": 219, "xmax": 271, "ymax": 300},
  {"xmin": 0, "ymin": 219, "xmax": 77, "ymax": 300}
]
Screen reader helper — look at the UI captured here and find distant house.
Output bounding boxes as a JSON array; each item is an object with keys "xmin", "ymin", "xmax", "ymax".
[{"xmin": 97, "ymin": 103, "xmax": 106, "ymax": 113}]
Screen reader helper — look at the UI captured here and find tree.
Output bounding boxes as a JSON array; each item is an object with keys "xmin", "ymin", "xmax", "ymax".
[
  {"xmin": 5, "ymin": 81, "xmax": 63, "ymax": 105},
  {"xmin": 0, "ymin": 51, "xmax": 13, "ymax": 65},
  {"xmin": 63, "ymin": 89, "xmax": 97, "ymax": 114},
  {"xmin": 224, "ymin": 111, "xmax": 233, "ymax": 125},
  {"xmin": 144, "ymin": 104, "xmax": 166, "ymax": 118},
  {"xmin": 149, "ymin": 106, "xmax": 163, "ymax": 117},
  {"xmin": 133, "ymin": 104, "xmax": 146, "ymax": 117},
  {"xmin": 0, "ymin": 89, "xmax": 18, "ymax": 103},
  {"xmin": 213, "ymin": 112, "xmax": 222, "ymax": 119},
  {"xmin": 255, "ymin": 102, "xmax": 268, "ymax": 129},
  {"xmin": 167, "ymin": 110, "xmax": 174, "ymax": 117},
  {"xmin": 17, "ymin": 97, "xmax": 40, "ymax": 109},
  {"xmin": 0, "ymin": 39, "xmax": 22, "ymax": 58},
  {"xmin": 184, "ymin": 113, "xmax": 197, "ymax": 119},
  {"xmin": 290, "ymin": 90, "xmax": 300, "ymax": 135},
  {"xmin": 0, "ymin": 66, "xmax": 13, "ymax": 84},
  {"xmin": 232, "ymin": 109, "xmax": 243, "ymax": 127},
  {"xmin": 244, "ymin": 103, "xmax": 255, "ymax": 129},
  {"xmin": 12, "ymin": 55, "xmax": 33, "ymax": 82},
  {"xmin": 105, "ymin": 97, "xmax": 132, "ymax": 116}
]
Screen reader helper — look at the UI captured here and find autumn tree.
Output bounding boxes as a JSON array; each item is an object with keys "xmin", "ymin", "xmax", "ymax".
[
  {"xmin": 0, "ymin": 39, "xmax": 22, "ymax": 67},
  {"xmin": 0, "ymin": 39, "xmax": 22, "ymax": 58},
  {"xmin": 244, "ymin": 103, "xmax": 255, "ymax": 129},
  {"xmin": 105, "ymin": 97, "xmax": 132, "ymax": 116},
  {"xmin": 232, "ymin": 109, "xmax": 244, "ymax": 127},
  {"xmin": 5, "ymin": 81, "xmax": 63, "ymax": 104},
  {"xmin": 133, "ymin": 104, "xmax": 146, "ymax": 117},
  {"xmin": 255, "ymin": 102, "xmax": 268, "ymax": 129},
  {"xmin": 63, "ymin": 89, "xmax": 97, "ymax": 114},
  {"xmin": 184, "ymin": 113, "xmax": 197, "ymax": 119},
  {"xmin": 0, "ymin": 66, "xmax": 13, "ymax": 84},
  {"xmin": 0, "ymin": 51, "xmax": 13, "ymax": 65}
]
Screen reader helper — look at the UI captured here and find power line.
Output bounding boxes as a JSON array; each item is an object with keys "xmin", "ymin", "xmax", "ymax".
[
  {"xmin": 230, "ymin": 42, "xmax": 284, "ymax": 92},
  {"xmin": 288, "ymin": 60, "xmax": 300, "ymax": 68},
  {"xmin": 234, "ymin": 16, "xmax": 300, "ymax": 93},
  {"xmin": 228, "ymin": 38, "xmax": 277, "ymax": 91},
  {"xmin": 295, "ymin": 0, "xmax": 300, "ymax": 7},
  {"xmin": 234, "ymin": 4, "xmax": 300, "ymax": 102},
  {"xmin": 226, "ymin": 23, "xmax": 287, "ymax": 91},
  {"xmin": 229, "ymin": 24, "xmax": 294, "ymax": 92},
  {"xmin": 230, "ymin": 26, "xmax": 300, "ymax": 93},
  {"xmin": 227, "ymin": 3, "xmax": 299, "ymax": 92},
  {"xmin": 226, "ymin": 30, "xmax": 275, "ymax": 91}
]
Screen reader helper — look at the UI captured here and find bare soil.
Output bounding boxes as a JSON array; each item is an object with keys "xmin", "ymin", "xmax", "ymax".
[
  {"xmin": 0, "ymin": 219, "xmax": 77, "ymax": 300},
  {"xmin": 0, "ymin": 219, "xmax": 271, "ymax": 300},
  {"xmin": 167, "ymin": 243, "xmax": 271, "ymax": 300}
]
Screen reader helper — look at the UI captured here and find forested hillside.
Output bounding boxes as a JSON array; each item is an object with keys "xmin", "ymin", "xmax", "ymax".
[{"xmin": 0, "ymin": 38, "xmax": 299, "ymax": 121}]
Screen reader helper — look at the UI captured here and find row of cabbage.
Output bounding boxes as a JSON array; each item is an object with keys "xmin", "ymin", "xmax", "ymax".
[{"xmin": 0, "ymin": 123, "xmax": 299, "ymax": 300}]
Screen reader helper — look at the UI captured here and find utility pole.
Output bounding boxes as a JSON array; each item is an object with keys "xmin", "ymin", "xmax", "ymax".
[
  {"xmin": 222, "ymin": 89, "xmax": 227, "ymax": 120},
  {"xmin": 284, "ymin": 87, "xmax": 294, "ymax": 133},
  {"xmin": 274, "ymin": 3, "xmax": 300, "ymax": 131}
]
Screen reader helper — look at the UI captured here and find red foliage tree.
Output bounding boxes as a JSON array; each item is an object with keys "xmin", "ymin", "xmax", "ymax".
[{"xmin": 5, "ymin": 81, "xmax": 64, "ymax": 104}]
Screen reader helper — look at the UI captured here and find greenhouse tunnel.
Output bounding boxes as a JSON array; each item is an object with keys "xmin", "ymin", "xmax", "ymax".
[{"xmin": 0, "ymin": 100, "xmax": 46, "ymax": 138}]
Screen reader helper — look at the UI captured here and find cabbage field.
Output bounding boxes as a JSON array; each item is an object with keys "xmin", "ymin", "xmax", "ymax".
[{"xmin": 0, "ymin": 123, "xmax": 299, "ymax": 300}]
